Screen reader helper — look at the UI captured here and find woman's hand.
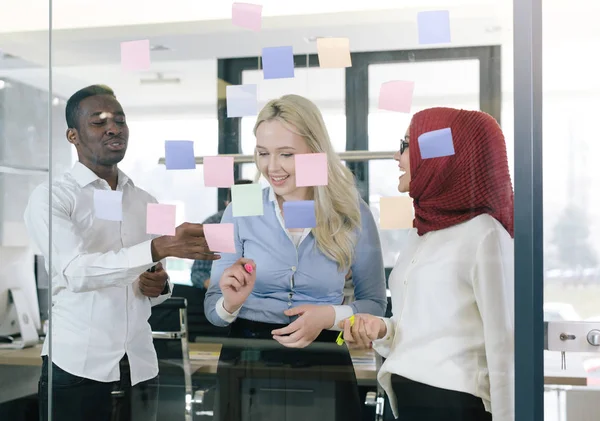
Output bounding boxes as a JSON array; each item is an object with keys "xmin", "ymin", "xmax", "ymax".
[
  {"xmin": 271, "ymin": 305, "xmax": 335, "ymax": 348},
  {"xmin": 338, "ymin": 313, "xmax": 387, "ymax": 349},
  {"xmin": 219, "ymin": 258, "xmax": 256, "ymax": 313}
]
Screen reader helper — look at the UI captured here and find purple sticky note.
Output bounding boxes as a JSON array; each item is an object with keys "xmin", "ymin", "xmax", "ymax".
[
  {"xmin": 262, "ymin": 46, "xmax": 295, "ymax": 80},
  {"xmin": 283, "ymin": 201, "xmax": 316, "ymax": 229},
  {"xmin": 204, "ymin": 223, "xmax": 236, "ymax": 253},
  {"xmin": 379, "ymin": 81, "xmax": 415, "ymax": 113},
  {"xmin": 417, "ymin": 11, "xmax": 451, "ymax": 45},
  {"xmin": 232, "ymin": 3, "xmax": 262, "ymax": 31},
  {"xmin": 120, "ymin": 40, "xmax": 151, "ymax": 72},
  {"xmin": 146, "ymin": 203, "xmax": 177, "ymax": 236},
  {"xmin": 295, "ymin": 153, "xmax": 328, "ymax": 187},
  {"xmin": 165, "ymin": 141, "xmax": 196, "ymax": 170},
  {"xmin": 226, "ymin": 84, "xmax": 258, "ymax": 118},
  {"xmin": 203, "ymin": 156, "xmax": 235, "ymax": 188},
  {"xmin": 93, "ymin": 190, "xmax": 123, "ymax": 221},
  {"xmin": 418, "ymin": 128, "xmax": 455, "ymax": 159}
]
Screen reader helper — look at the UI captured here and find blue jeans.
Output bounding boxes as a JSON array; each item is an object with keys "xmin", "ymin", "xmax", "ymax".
[{"xmin": 38, "ymin": 356, "xmax": 158, "ymax": 421}]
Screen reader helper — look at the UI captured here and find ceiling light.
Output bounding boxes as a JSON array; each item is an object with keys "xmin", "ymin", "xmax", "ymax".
[
  {"xmin": 150, "ymin": 44, "xmax": 171, "ymax": 52},
  {"xmin": 0, "ymin": 80, "xmax": 6, "ymax": 90},
  {"xmin": 140, "ymin": 73, "xmax": 181, "ymax": 85}
]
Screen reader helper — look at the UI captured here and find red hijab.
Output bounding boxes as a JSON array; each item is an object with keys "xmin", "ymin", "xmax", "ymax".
[{"xmin": 409, "ymin": 107, "xmax": 514, "ymax": 237}]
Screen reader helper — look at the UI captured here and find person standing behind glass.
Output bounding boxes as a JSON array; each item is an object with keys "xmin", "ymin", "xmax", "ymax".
[
  {"xmin": 24, "ymin": 85, "xmax": 219, "ymax": 421},
  {"xmin": 340, "ymin": 108, "xmax": 514, "ymax": 421},
  {"xmin": 190, "ymin": 179, "xmax": 253, "ymax": 290},
  {"xmin": 205, "ymin": 94, "xmax": 387, "ymax": 421}
]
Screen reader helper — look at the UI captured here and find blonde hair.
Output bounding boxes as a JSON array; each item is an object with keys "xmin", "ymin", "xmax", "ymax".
[{"xmin": 253, "ymin": 94, "xmax": 361, "ymax": 270}]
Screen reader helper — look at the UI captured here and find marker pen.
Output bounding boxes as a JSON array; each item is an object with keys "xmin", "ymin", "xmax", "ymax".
[{"xmin": 244, "ymin": 263, "xmax": 254, "ymax": 274}]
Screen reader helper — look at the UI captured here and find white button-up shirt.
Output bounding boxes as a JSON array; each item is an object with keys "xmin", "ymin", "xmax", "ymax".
[
  {"xmin": 24, "ymin": 162, "xmax": 170, "ymax": 386},
  {"xmin": 374, "ymin": 214, "xmax": 514, "ymax": 421}
]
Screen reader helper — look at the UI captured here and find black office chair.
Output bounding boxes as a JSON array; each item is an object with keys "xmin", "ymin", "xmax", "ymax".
[{"xmin": 170, "ymin": 284, "xmax": 230, "ymax": 342}]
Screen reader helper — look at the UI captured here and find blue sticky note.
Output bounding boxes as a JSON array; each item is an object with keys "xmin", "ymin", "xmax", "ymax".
[
  {"xmin": 417, "ymin": 10, "xmax": 451, "ymax": 45},
  {"xmin": 165, "ymin": 140, "xmax": 196, "ymax": 170},
  {"xmin": 283, "ymin": 200, "xmax": 316, "ymax": 229},
  {"xmin": 418, "ymin": 128, "xmax": 455, "ymax": 159},
  {"xmin": 262, "ymin": 46, "xmax": 295, "ymax": 79}
]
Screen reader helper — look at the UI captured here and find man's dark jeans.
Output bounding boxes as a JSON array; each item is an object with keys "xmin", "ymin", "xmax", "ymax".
[{"xmin": 38, "ymin": 356, "xmax": 158, "ymax": 421}]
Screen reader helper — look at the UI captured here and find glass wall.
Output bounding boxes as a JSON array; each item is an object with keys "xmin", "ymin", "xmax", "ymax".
[
  {"xmin": 0, "ymin": 0, "xmax": 585, "ymax": 420},
  {"xmin": 541, "ymin": 0, "xmax": 600, "ymax": 419}
]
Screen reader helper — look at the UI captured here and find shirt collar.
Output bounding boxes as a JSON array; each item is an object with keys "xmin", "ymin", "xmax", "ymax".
[
  {"xmin": 69, "ymin": 161, "xmax": 133, "ymax": 189},
  {"xmin": 268, "ymin": 186, "xmax": 277, "ymax": 203}
]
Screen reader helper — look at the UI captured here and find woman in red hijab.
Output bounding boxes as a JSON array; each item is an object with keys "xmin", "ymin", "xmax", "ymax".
[{"xmin": 340, "ymin": 108, "xmax": 514, "ymax": 421}]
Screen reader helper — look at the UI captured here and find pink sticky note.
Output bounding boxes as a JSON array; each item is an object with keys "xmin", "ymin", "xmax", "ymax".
[
  {"xmin": 204, "ymin": 223, "xmax": 236, "ymax": 253},
  {"xmin": 146, "ymin": 203, "xmax": 176, "ymax": 236},
  {"xmin": 379, "ymin": 81, "xmax": 415, "ymax": 113},
  {"xmin": 295, "ymin": 153, "xmax": 328, "ymax": 187},
  {"xmin": 203, "ymin": 156, "xmax": 235, "ymax": 188},
  {"xmin": 121, "ymin": 40, "xmax": 151, "ymax": 72},
  {"xmin": 232, "ymin": 3, "xmax": 263, "ymax": 31}
]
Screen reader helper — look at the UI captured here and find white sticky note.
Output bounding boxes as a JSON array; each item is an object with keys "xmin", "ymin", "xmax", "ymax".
[
  {"xmin": 226, "ymin": 84, "xmax": 258, "ymax": 118},
  {"xmin": 93, "ymin": 190, "xmax": 123, "ymax": 221}
]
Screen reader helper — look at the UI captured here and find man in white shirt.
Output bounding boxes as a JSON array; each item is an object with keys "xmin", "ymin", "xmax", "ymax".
[{"xmin": 24, "ymin": 85, "xmax": 220, "ymax": 421}]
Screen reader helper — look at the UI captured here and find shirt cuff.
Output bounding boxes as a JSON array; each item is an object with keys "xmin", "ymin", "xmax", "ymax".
[
  {"xmin": 373, "ymin": 317, "xmax": 394, "ymax": 344},
  {"xmin": 328, "ymin": 305, "xmax": 354, "ymax": 331},
  {"xmin": 215, "ymin": 297, "xmax": 240, "ymax": 323}
]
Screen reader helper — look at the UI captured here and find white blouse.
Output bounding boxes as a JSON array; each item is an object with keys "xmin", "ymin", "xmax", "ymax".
[{"xmin": 373, "ymin": 214, "xmax": 514, "ymax": 421}]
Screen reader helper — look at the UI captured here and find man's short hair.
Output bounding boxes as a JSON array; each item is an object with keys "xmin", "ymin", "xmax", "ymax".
[{"xmin": 65, "ymin": 85, "xmax": 116, "ymax": 129}]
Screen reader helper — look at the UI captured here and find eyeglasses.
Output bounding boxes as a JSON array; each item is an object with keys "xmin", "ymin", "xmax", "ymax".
[{"xmin": 400, "ymin": 139, "xmax": 409, "ymax": 155}]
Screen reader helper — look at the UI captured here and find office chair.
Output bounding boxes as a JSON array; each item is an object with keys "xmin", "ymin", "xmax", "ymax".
[{"xmin": 149, "ymin": 297, "xmax": 194, "ymax": 421}]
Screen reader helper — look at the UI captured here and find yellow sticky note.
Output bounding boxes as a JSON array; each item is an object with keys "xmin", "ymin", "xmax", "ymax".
[
  {"xmin": 336, "ymin": 315, "xmax": 355, "ymax": 346},
  {"xmin": 380, "ymin": 196, "xmax": 414, "ymax": 230},
  {"xmin": 317, "ymin": 37, "xmax": 352, "ymax": 69}
]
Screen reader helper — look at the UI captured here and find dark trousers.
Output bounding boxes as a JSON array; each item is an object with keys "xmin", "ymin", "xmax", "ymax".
[
  {"xmin": 215, "ymin": 318, "xmax": 363, "ymax": 421},
  {"xmin": 38, "ymin": 355, "xmax": 159, "ymax": 421},
  {"xmin": 385, "ymin": 374, "xmax": 493, "ymax": 421}
]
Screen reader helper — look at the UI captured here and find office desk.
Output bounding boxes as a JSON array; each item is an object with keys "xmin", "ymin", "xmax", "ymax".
[{"xmin": 0, "ymin": 343, "xmax": 589, "ymax": 387}]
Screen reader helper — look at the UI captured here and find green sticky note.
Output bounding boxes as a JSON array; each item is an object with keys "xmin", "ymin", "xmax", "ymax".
[{"xmin": 231, "ymin": 183, "xmax": 264, "ymax": 217}]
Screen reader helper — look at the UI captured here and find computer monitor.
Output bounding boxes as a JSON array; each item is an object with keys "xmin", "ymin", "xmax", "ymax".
[{"xmin": 0, "ymin": 246, "xmax": 41, "ymax": 347}]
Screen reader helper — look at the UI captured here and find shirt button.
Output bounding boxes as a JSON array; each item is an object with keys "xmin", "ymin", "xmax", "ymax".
[
  {"xmin": 291, "ymin": 266, "xmax": 296, "ymax": 272},
  {"xmin": 288, "ymin": 302, "xmax": 292, "ymax": 307},
  {"xmin": 411, "ymin": 259, "xmax": 416, "ymax": 264}
]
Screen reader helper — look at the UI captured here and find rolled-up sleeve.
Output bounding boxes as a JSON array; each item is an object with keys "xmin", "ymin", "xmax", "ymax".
[{"xmin": 24, "ymin": 184, "xmax": 156, "ymax": 293}]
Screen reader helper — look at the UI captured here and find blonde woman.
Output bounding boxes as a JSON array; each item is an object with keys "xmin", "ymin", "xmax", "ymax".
[{"xmin": 205, "ymin": 94, "xmax": 387, "ymax": 420}]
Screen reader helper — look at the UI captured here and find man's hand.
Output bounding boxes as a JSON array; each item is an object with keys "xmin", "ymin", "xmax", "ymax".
[
  {"xmin": 139, "ymin": 262, "xmax": 169, "ymax": 298},
  {"xmin": 271, "ymin": 305, "xmax": 335, "ymax": 348},
  {"xmin": 151, "ymin": 222, "xmax": 221, "ymax": 261}
]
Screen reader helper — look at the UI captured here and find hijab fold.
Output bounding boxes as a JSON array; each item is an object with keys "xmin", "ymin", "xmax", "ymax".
[{"xmin": 409, "ymin": 107, "xmax": 514, "ymax": 237}]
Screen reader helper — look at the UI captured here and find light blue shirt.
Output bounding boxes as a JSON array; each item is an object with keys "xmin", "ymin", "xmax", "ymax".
[{"xmin": 204, "ymin": 187, "xmax": 387, "ymax": 327}]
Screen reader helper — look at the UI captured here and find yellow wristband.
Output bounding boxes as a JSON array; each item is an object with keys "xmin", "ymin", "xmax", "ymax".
[{"xmin": 336, "ymin": 315, "xmax": 355, "ymax": 346}]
